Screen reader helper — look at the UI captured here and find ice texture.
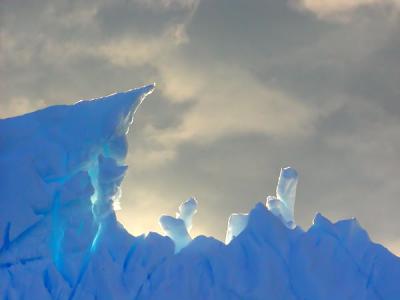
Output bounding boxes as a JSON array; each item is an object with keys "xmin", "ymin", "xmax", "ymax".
[{"xmin": 1, "ymin": 85, "xmax": 400, "ymax": 300}]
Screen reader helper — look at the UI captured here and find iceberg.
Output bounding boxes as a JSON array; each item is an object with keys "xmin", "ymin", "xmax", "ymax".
[{"xmin": 1, "ymin": 85, "xmax": 399, "ymax": 300}]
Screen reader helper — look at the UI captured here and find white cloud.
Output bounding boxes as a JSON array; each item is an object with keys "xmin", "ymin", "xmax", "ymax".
[
  {"xmin": 128, "ymin": 59, "xmax": 318, "ymax": 168},
  {"xmin": 98, "ymin": 24, "xmax": 188, "ymax": 67},
  {"xmin": 297, "ymin": 0, "xmax": 400, "ymax": 18},
  {"xmin": 158, "ymin": 66, "xmax": 314, "ymax": 141}
]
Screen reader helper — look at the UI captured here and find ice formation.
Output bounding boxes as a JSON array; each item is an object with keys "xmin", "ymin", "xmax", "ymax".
[
  {"xmin": 159, "ymin": 197, "xmax": 198, "ymax": 252},
  {"xmin": 226, "ymin": 167, "xmax": 298, "ymax": 243},
  {"xmin": 266, "ymin": 166, "xmax": 298, "ymax": 229},
  {"xmin": 225, "ymin": 213, "xmax": 249, "ymax": 244},
  {"xmin": 1, "ymin": 85, "xmax": 400, "ymax": 300},
  {"xmin": 176, "ymin": 197, "xmax": 198, "ymax": 232}
]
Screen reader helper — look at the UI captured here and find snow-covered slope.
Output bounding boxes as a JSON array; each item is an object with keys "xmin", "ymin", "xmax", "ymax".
[{"xmin": 1, "ymin": 85, "xmax": 399, "ymax": 300}]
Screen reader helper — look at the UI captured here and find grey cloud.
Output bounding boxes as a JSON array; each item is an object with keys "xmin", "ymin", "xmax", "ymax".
[{"xmin": 95, "ymin": 0, "xmax": 195, "ymax": 37}]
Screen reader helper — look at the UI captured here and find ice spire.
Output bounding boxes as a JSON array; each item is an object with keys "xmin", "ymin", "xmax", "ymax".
[
  {"xmin": 176, "ymin": 197, "xmax": 198, "ymax": 232},
  {"xmin": 160, "ymin": 197, "xmax": 198, "ymax": 252},
  {"xmin": 276, "ymin": 167, "xmax": 298, "ymax": 214},
  {"xmin": 266, "ymin": 166, "xmax": 298, "ymax": 229}
]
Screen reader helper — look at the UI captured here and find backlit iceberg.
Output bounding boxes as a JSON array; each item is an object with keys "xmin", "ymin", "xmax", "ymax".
[{"xmin": 1, "ymin": 85, "xmax": 399, "ymax": 300}]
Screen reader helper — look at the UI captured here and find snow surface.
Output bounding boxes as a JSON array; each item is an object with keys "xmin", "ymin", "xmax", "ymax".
[{"xmin": 1, "ymin": 84, "xmax": 400, "ymax": 299}]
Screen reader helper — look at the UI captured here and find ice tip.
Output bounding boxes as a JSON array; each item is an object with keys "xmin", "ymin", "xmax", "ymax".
[
  {"xmin": 280, "ymin": 166, "xmax": 298, "ymax": 178},
  {"xmin": 124, "ymin": 83, "xmax": 156, "ymax": 99},
  {"xmin": 119, "ymin": 83, "xmax": 156, "ymax": 114},
  {"xmin": 141, "ymin": 82, "xmax": 156, "ymax": 95},
  {"xmin": 313, "ymin": 212, "xmax": 331, "ymax": 226},
  {"xmin": 136, "ymin": 82, "xmax": 155, "ymax": 96},
  {"xmin": 185, "ymin": 196, "xmax": 198, "ymax": 206}
]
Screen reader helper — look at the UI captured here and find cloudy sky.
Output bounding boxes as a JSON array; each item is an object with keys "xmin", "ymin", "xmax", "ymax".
[{"xmin": 1, "ymin": 0, "xmax": 400, "ymax": 255}]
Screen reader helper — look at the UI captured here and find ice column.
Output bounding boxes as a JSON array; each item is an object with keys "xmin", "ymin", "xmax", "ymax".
[
  {"xmin": 160, "ymin": 197, "xmax": 198, "ymax": 253},
  {"xmin": 176, "ymin": 197, "xmax": 198, "ymax": 232},
  {"xmin": 266, "ymin": 167, "xmax": 298, "ymax": 229}
]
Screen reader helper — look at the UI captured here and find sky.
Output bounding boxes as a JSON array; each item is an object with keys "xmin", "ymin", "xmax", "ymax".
[{"xmin": 1, "ymin": 0, "xmax": 400, "ymax": 255}]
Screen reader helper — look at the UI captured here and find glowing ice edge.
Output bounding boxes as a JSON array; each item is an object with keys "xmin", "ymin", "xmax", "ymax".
[{"xmin": 0, "ymin": 84, "xmax": 399, "ymax": 300}]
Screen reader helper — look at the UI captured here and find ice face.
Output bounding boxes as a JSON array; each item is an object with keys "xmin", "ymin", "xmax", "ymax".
[
  {"xmin": 159, "ymin": 215, "xmax": 192, "ymax": 253},
  {"xmin": 0, "ymin": 84, "xmax": 155, "ymax": 288},
  {"xmin": 225, "ymin": 213, "xmax": 249, "ymax": 244},
  {"xmin": 266, "ymin": 167, "xmax": 298, "ymax": 229},
  {"xmin": 276, "ymin": 167, "xmax": 298, "ymax": 213},
  {"xmin": 160, "ymin": 197, "xmax": 198, "ymax": 252}
]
